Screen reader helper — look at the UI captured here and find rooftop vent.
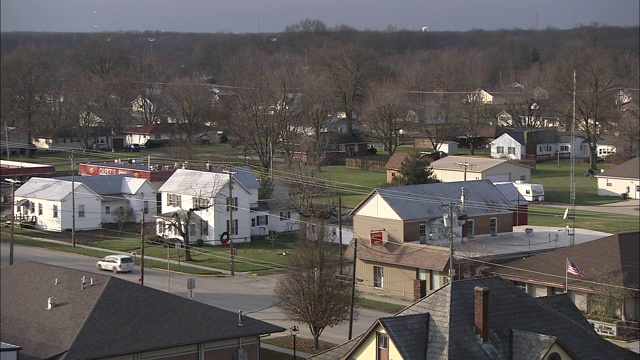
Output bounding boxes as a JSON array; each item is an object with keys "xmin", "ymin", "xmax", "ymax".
[{"xmin": 47, "ymin": 297, "xmax": 56, "ymax": 310}]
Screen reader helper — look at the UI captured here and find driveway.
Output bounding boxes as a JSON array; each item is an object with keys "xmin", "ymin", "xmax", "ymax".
[{"xmin": 544, "ymin": 199, "xmax": 640, "ymax": 217}]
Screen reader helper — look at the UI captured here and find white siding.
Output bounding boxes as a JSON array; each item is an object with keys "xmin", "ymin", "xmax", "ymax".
[{"xmin": 355, "ymin": 194, "xmax": 401, "ymax": 220}]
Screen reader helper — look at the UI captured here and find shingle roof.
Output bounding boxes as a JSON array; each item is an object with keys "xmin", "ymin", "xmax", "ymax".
[
  {"xmin": 353, "ymin": 180, "xmax": 513, "ymax": 221},
  {"xmin": 395, "ymin": 277, "xmax": 636, "ymax": 359},
  {"xmin": 0, "ymin": 262, "xmax": 284, "ymax": 360},
  {"xmin": 14, "ymin": 178, "xmax": 96, "ymax": 201},
  {"xmin": 380, "ymin": 313, "xmax": 429, "ymax": 359},
  {"xmin": 486, "ymin": 232, "xmax": 640, "ymax": 291},
  {"xmin": 597, "ymin": 157, "xmax": 640, "ymax": 180},
  {"xmin": 345, "ymin": 242, "xmax": 450, "ymax": 272}
]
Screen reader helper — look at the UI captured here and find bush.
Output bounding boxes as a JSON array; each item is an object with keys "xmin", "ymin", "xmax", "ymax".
[
  {"xmin": 196, "ymin": 239, "xmax": 204, "ymax": 247},
  {"xmin": 218, "ymin": 133, "xmax": 228, "ymax": 143}
]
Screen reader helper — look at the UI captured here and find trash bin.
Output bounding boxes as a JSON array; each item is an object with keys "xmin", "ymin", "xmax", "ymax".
[{"xmin": 621, "ymin": 193, "xmax": 628, "ymax": 200}]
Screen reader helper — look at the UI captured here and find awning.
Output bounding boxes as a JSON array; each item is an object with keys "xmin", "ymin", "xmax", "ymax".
[{"xmin": 16, "ymin": 199, "xmax": 29, "ymax": 207}]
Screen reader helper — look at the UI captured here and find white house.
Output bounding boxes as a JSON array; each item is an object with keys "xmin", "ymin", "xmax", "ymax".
[
  {"xmin": 14, "ymin": 178, "xmax": 102, "ymax": 232},
  {"xmin": 467, "ymin": 89, "xmax": 494, "ymax": 104},
  {"xmin": 56, "ymin": 175, "xmax": 158, "ymax": 224},
  {"xmin": 156, "ymin": 169, "xmax": 253, "ymax": 245},
  {"xmin": 595, "ymin": 157, "xmax": 639, "ymax": 199},
  {"xmin": 490, "ymin": 131, "xmax": 589, "ymax": 160},
  {"xmin": 251, "ymin": 198, "xmax": 300, "ymax": 236}
]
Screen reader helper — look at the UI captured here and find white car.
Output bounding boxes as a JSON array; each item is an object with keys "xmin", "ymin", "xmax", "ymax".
[{"xmin": 97, "ymin": 255, "xmax": 135, "ymax": 273}]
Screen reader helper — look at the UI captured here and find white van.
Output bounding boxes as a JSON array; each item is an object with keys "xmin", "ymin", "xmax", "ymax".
[{"xmin": 513, "ymin": 180, "xmax": 545, "ymax": 202}]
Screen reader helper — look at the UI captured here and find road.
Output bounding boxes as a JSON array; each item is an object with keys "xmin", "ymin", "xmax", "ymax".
[
  {"xmin": 0, "ymin": 243, "xmax": 387, "ymax": 345},
  {"xmin": 543, "ymin": 199, "xmax": 640, "ymax": 217}
]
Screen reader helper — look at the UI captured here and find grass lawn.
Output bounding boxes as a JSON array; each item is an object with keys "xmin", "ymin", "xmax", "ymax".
[
  {"xmin": 315, "ymin": 165, "xmax": 387, "ymax": 208},
  {"xmin": 532, "ymin": 160, "xmax": 620, "ymax": 205},
  {"xmin": 528, "ymin": 205, "xmax": 639, "ymax": 233}
]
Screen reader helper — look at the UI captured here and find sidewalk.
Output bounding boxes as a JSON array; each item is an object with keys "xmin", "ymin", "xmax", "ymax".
[{"xmin": 261, "ymin": 343, "xmax": 313, "ymax": 359}]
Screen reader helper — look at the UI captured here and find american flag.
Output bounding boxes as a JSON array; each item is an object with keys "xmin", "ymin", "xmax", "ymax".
[{"xmin": 567, "ymin": 260, "xmax": 585, "ymax": 277}]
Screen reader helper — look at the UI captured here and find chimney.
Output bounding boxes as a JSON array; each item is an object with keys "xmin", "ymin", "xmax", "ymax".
[
  {"xmin": 47, "ymin": 297, "xmax": 56, "ymax": 310},
  {"xmin": 474, "ymin": 286, "xmax": 490, "ymax": 343}
]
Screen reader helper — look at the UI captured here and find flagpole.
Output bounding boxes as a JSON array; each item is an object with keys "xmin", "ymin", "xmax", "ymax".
[{"xmin": 565, "ymin": 257, "xmax": 568, "ymax": 293}]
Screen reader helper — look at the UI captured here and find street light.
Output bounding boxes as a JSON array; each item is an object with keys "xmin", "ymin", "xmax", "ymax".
[
  {"xmin": 148, "ymin": 38, "xmax": 156, "ymax": 56},
  {"xmin": 290, "ymin": 325, "xmax": 298, "ymax": 359},
  {"xmin": 270, "ymin": 37, "xmax": 277, "ymax": 53}
]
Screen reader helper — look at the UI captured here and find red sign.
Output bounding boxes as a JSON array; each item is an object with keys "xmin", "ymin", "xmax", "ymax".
[{"xmin": 370, "ymin": 231, "xmax": 383, "ymax": 245}]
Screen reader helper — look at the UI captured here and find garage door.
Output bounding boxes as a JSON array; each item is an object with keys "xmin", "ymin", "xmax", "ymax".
[{"xmin": 486, "ymin": 174, "xmax": 510, "ymax": 183}]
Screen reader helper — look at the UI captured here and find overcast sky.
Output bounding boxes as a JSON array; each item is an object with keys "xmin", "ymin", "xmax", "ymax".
[{"xmin": 1, "ymin": 0, "xmax": 638, "ymax": 34}]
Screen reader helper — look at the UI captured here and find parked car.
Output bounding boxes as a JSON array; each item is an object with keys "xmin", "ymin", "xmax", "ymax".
[
  {"xmin": 97, "ymin": 255, "xmax": 135, "ymax": 273},
  {"xmin": 124, "ymin": 144, "xmax": 141, "ymax": 152}
]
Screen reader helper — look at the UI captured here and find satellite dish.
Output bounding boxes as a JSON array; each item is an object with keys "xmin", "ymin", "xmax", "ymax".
[{"xmin": 563, "ymin": 208, "xmax": 569, "ymax": 220}]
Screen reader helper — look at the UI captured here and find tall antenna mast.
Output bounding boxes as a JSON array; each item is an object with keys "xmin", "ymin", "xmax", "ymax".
[{"xmin": 569, "ymin": 70, "xmax": 576, "ymax": 246}]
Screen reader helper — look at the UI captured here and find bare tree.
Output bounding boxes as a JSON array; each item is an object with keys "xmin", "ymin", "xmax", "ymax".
[
  {"xmin": 222, "ymin": 50, "xmax": 302, "ymax": 172},
  {"xmin": 361, "ymin": 79, "xmax": 412, "ymax": 156},
  {"xmin": 588, "ymin": 271, "xmax": 635, "ymax": 322},
  {"xmin": 129, "ymin": 55, "xmax": 173, "ymax": 125},
  {"xmin": 1, "ymin": 44, "xmax": 52, "ymax": 156},
  {"xmin": 113, "ymin": 206, "xmax": 135, "ymax": 233},
  {"xmin": 312, "ymin": 43, "xmax": 375, "ymax": 136},
  {"xmin": 275, "ymin": 220, "xmax": 358, "ymax": 349},
  {"xmin": 73, "ymin": 34, "xmax": 129, "ymax": 79},
  {"xmin": 555, "ymin": 44, "xmax": 624, "ymax": 170}
]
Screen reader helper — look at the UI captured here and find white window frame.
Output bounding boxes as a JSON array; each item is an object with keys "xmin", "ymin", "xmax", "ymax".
[
  {"xmin": 489, "ymin": 217, "xmax": 498, "ymax": 237},
  {"xmin": 373, "ymin": 266, "xmax": 384, "ymax": 288}
]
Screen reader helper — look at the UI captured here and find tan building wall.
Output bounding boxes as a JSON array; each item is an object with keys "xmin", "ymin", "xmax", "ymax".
[
  {"xmin": 354, "ymin": 215, "xmax": 405, "ymax": 244},
  {"xmin": 386, "ymin": 169, "xmax": 402, "ymax": 183}
]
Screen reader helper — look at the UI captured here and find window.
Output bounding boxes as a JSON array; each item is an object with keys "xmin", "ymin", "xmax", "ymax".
[
  {"xmin": 157, "ymin": 220, "xmax": 164, "ymax": 234},
  {"xmin": 280, "ymin": 211, "xmax": 291, "ymax": 220},
  {"xmin": 105, "ymin": 206, "xmax": 110, "ymax": 215},
  {"xmin": 496, "ymin": 146, "xmax": 504, "ymax": 154},
  {"xmin": 466, "ymin": 219, "xmax": 474, "ymax": 239},
  {"xmin": 144, "ymin": 201, "xmax": 149, "ymax": 214},
  {"xmin": 606, "ymin": 179, "xmax": 612, "ymax": 187},
  {"xmin": 513, "ymin": 281, "xmax": 527, "ymax": 292},
  {"xmin": 489, "ymin": 217, "xmax": 497, "ymax": 237},
  {"xmin": 78, "ymin": 205, "xmax": 85, "ymax": 218},
  {"xmin": 507, "ymin": 146, "xmax": 515, "ymax": 155},
  {"xmin": 251, "ymin": 218, "xmax": 256, "ymax": 227},
  {"xmin": 201, "ymin": 220, "xmax": 208, "ymax": 235},
  {"xmin": 154, "ymin": 134, "xmax": 161, "ymax": 140},
  {"xmin": 226, "ymin": 197, "xmax": 238, "ymax": 211},
  {"xmin": 373, "ymin": 266, "xmax": 384, "ymax": 288},
  {"xmin": 539, "ymin": 146, "xmax": 542, "ymax": 152},
  {"xmin": 189, "ymin": 223, "xmax": 196, "ymax": 236},
  {"xmin": 167, "ymin": 194, "xmax": 182, "ymax": 207},
  {"xmin": 377, "ymin": 332, "xmax": 389, "ymax": 360},
  {"xmin": 560, "ymin": 145, "xmax": 569, "ymax": 152},
  {"xmin": 31, "ymin": 202, "xmax": 35, "ymax": 213},
  {"xmin": 419, "ymin": 224, "xmax": 426, "ymax": 237},
  {"xmin": 38, "ymin": 203, "xmax": 43, "ymax": 215},
  {"xmin": 226, "ymin": 219, "xmax": 238, "ymax": 234},
  {"xmin": 53, "ymin": 205, "xmax": 58, "ymax": 218}
]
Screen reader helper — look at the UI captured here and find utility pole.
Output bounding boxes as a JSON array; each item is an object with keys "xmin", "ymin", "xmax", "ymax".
[
  {"xmin": 339, "ymin": 196, "xmax": 343, "ymax": 275},
  {"xmin": 224, "ymin": 168, "xmax": 237, "ymax": 275},
  {"xmin": 569, "ymin": 70, "xmax": 577, "ymax": 246},
  {"xmin": 348, "ymin": 238, "xmax": 357, "ymax": 340},
  {"xmin": 446, "ymin": 201, "xmax": 455, "ymax": 281},
  {"xmin": 71, "ymin": 150, "xmax": 76, "ymax": 247},
  {"xmin": 7, "ymin": 179, "xmax": 19, "ymax": 265},
  {"xmin": 140, "ymin": 210, "xmax": 145, "ymax": 285},
  {"xmin": 455, "ymin": 162, "xmax": 476, "ymax": 181}
]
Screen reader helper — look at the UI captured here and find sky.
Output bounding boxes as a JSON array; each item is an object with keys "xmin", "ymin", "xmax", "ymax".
[{"xmin": 1, "ymin": 0, "xmax": 638, "ymax": 34}]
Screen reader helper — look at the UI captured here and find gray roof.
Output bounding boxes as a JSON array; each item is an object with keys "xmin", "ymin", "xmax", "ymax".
[
  {"xmin": 597, "ymin": 157, "xmax": 640, "ymax": 180},
  {"xmin": 354, "ymin": 180, "xmax": 513, "ymax": 221},
  {"xmin": 159, "ymin": 168, "xmax": 258, "ymax": 197},
  {"xmin": 394, "ymin": 277, "xmax": 636, "ymax": 359},
  {"xmin": 56, "ymin": 174, "xmax": 133, "ymax": 194},
  {"xmin": 493, "ymin": 182, "xmax": 529, "ymax": 206},
  {"xmin": 345, "ymin": 242, "xmax": 450, "ymax": 272},
  {"xmin": 0, "ymin": 262, "xmax": 284, "ymax": 360},
  {"xmin": 14, "ymin": 177, "xmax": 96, "ymax": 201},
  {"xmin": 210, "ymin": 166, "xmax": 259, "ymax": 189},
  {"xmin": 511, "ymin": 330, "xmax": 559, "ymax": 360},
  {"xmin": 380, "ymin": 313, "xmax": 429, "ymax": 359}
]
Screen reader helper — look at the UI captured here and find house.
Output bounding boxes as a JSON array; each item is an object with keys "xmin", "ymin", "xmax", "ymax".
[
  {"xmin": 485, "ymin": 232, "xmax": 639, "ymax": 323},
  {"xmin": 436, "ymin": 140, "xmax": 458, "ymax": 155},
  {"xmin": 156, "ymin": 168, "xmax": 253, "ymax": 245},
  {"xmin": 1, "ymin": 261, "xmax": 284, "ymax": 360},
  {"xmin": 596, "ymin": 135, "xmax": 617, "ymax": 159},
  {"xmin": 595, "ymin": 157, "xmax": 640, "ymax": 199},
  {"xmin": 123, "ymin": 123, "xmax": 214, "ymax": 148},
  {"xmin": 309, "ymin": 277, "xmax": 636, "ymax": 359},
  {"xmin": 384, "ymin": 152, "xmax": 438, "ymax": 183},
  {"xmin": 495, "ymin": 110, "xmax": 513, "ymax": 127},
  {"xmin": 430, "ymin": 155, "xmax": 532, "ymax": 183},
  {"xmin": 56, "ymin": 174, "xmax": 158, "ymax": 224},
  {"xmin": 467, "ymin": 89, "xmax": 494, "ymax": 104},
  {"xmin": 32, "ymin": 126, "xmax": 119, "ymax": 152},
  {"xmin": 490, "ymin": 130, "xmax": 589, "ymax": 161},
  {"xmin": 346, "ymin": 180, "xmax": 517, "ymax": 300},
  {"xmin": 13, "ymin": 175, "xmax": 157, "ymax": 231},
  {"xmin": 251, "ymin": 198, "xmax": 300, "ymax": 236},
  {"xmin": 14, "ymin": 178, "xmax": 102, "ymax": 231}
]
